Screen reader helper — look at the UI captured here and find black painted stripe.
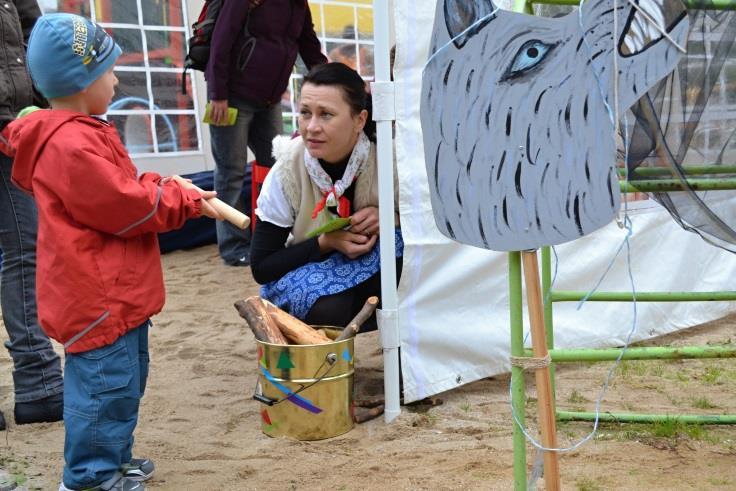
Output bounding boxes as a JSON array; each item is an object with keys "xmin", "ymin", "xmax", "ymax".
[
  {"xmin": 534, "ymin": 88, "xmax": 547, "ymax": 114},
  {"xmin": 515, "ymin": 161, "xmax": 523, "ymax": 198},
  {"xmin": 443, "ymin": 60, "xmax": 454, "ymax": 86},
  {"xmin": 497, "ymin": 151, "xmax": 506, "ymax": 181},
  {"xmin": 466, "ymin": 69, "xmax": 475, "ymax": 94},
  {"xmin": 573, "ymin": 194, "xmax": 583, "ymax": 235},
  {"xmin": 478, "ymin": 209, "xmax": 489, "ymax": 248},
  {"xmin": 466, "ymin": 143, "xmax": 476, "ymax": 176}
]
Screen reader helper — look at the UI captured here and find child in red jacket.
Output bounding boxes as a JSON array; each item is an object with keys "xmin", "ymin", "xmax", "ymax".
[{"xmin": 0, "ymin": 13, "xmax": 221, "ymax": 491}]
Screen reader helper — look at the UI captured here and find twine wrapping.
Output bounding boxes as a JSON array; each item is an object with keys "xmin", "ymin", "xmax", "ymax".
[{"xmin": 510, "ymin": 353, "xmax": 552, "ymax": 371}]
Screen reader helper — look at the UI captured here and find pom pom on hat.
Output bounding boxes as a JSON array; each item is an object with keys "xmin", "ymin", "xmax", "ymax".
[{"xmin": 27, "ymin": 13, "xmax": 121, "ymax": 99}]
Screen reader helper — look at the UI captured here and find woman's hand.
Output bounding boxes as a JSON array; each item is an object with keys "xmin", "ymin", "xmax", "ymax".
[
  {"xmin": 318, "ymin": 230, "xmax": 378, "ymax": 259},
  {"xmin": 349, "ymin": 206, "xmax": 379, "ymax": 237}
]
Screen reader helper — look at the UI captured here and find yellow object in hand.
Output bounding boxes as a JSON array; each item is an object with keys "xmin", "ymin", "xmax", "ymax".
[{"xmin": 203, "ymin": 103, "xmax": 238, "ymax": 126}]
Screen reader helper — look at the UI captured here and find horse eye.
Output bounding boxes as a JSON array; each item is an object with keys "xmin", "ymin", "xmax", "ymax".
[{"xmin": 504, "ymin": 40, "xmax": 555, "ymax": 80}]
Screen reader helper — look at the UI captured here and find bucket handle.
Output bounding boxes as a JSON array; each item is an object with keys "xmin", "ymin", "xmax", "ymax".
[{"xmin": 253, "ymin": 352, "xmax": 338, "ymax": 406}]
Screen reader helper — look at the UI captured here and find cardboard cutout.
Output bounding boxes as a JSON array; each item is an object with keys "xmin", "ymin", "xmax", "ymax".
[{"xmin": 421, "ymin": 0, "xmax": 689, "ymax": 251}]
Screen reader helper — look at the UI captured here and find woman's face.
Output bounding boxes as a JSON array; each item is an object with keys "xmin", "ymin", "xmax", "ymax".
[{"xmin": 298, "ymin": 83, "xmax": 367, "ymax": 164}]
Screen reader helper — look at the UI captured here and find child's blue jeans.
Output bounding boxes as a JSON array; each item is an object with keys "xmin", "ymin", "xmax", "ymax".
[{"xmin": 62, "ymin": 321, "xmax": 150, "ymax": 489}]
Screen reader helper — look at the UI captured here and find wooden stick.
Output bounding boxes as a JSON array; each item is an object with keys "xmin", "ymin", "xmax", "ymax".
[
  {"xmin": 335, "ymin": 296, "xmax": 379, "ymax": 342},
  {"xmin": 521, "ymin": 250, "xmax": 560, "ymax": 491},
  {"xmin": 234, "ymin": 297, "xmax": 287, "ymax": 344},
  {"xmin": 207, "ymin": 197, "xmax": 250, "ymax": 229},
  {"xmin": 262, "ymin": 301, "xmax": 331, "ymax": 345},
  {"xmin": 182, "ymin": 179, "xmax": 250, "ymax": 230}
]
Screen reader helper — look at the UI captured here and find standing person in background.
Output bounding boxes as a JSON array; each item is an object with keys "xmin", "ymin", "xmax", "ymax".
[
  {"xmin": 206, "ymin": 0, "xmax": 327, "ymax": 267},
  {"xmin": 0, "ymin": 0, "xmax": 63, "ymax": 430}
]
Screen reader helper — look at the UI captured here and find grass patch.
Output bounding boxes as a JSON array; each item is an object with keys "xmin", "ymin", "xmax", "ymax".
[
  {"xmin": 675, "ymin": 370, "xmax": 691, "ymax": 383},
  {"xmin": 707, "ymin": 477, "xmax": 731, "ymax": 487},
  {"xmin": 0, "ymin": 456, "xmax": 30, "ymax": 489},
  {"xmin": 692, "ymin": 397, "xmax": 719, "ymax": 410},
  {"xmin": 568, "ymin": 390, "xmax": 589, "ymax": 405},
  {"xmin": 703, "ymin": 366, "xmax": 723, "ymax": 385},
  {"xmin": 459, "ymin": 401, "xmax": 471, "ymax": 412},
  {"xmin": 649, "ymin": 362, "xmax": 665, "ymax": 378},
  {"xmin": 576, "ymin": 477, "xmax": 604, "ymax": 491}
]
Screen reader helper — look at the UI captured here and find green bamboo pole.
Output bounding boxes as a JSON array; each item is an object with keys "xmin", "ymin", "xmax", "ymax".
[
  {"xmin": 524, "ymin": 345, "xmax": 736, "ymax": 362},
  {"xmin": 619, "ymin": 178, "xmax": 736, "ymax": 192},
  {"xmin": 550, "ymin": 291, "xmax": 736, "ymax": 302},
  {"xmin": 541, "ymin": 247, "xmax": 556, "ymax": 400},
  {"xmin": 557, "ymin": 411, "xmax": 736, "ymax": 424},
  {"xmin": 509, "ymin": 251, "xmax": 527, "ymax": 491},
  {"xmin": 513, "ymin": 0, "xmax": 535, "ymax": 13},
  {"xmin": 510, "ymin": 1, "xmax": 533, "ymax": 487},
  {"xmin": 617, "ymin": 165, "xmax": 736, "ymax": 177},
  {"xmin": 531, "ymin": 0, "xmax": 736, "ymax": 9}
]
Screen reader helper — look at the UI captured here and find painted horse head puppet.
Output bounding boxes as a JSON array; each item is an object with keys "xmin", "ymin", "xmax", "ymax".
[{"xmin": 421, "ymin": 0, "xmax": 689, "ymax": 251}]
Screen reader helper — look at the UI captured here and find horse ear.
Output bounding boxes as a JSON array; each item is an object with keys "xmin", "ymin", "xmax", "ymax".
[{"xmin": 444, "ymin": 0, "xmax": 498, "ymax": 48}]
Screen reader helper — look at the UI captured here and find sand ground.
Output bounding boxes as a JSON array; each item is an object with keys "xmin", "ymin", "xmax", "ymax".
[{"xmin": 1, "ymin": 244, "xmax": 734, "ymax": 490}]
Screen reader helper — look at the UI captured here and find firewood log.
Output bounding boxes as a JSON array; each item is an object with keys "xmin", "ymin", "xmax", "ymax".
[
  {"xmin": 262, "ymin": 301, "xmax": 331, "ymax": 345},
  {"xmin": 335, "ymin": 296, "xmax": 379, "ymax": 341},
  {"xmin": 353, "ymin": 404, "xmax": 385, "ymax": 424},
  {"xmin": 234, "ymin": 297, "xmax": 288, "ymax": 344}
]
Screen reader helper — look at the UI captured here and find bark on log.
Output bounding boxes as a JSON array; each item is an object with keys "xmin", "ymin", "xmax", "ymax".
[
  {"xmin": 335, "ymin": 296, "xmax": 379, "ymax": 341},
  {"xmin": 234, "ymin": 297, "xmax": 288, "ymax": 344},
  {"xmin": 353, "ymin": 404, "xmax": 385, "ymax": 424},
  {"xmin": 262, "ymin": 301, "xmax": 331, "ymax": 345}
]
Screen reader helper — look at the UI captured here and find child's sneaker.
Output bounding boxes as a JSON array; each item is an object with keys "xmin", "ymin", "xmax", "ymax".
[
  {"xmin": 59, "ymin": 472, "xmax": 144, "ymax": 490},
  {"xmin": 120, "ymin": 458, "xmax": 155, "ymax": 482}
]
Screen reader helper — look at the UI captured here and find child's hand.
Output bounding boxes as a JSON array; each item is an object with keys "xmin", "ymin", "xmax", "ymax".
[
  {"xmin": 164, "ymin": 175, "xmax": 223, "ymax": 220},
  {"xmin": 199, "ymin": 195, "xmax": 224, "ymax": 220},
  {"xmin": 165, "ymin": 174, "xmax": 194, "ymax": 189}
]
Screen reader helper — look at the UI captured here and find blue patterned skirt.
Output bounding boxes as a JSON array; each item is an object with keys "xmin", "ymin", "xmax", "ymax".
[{"xmin": 261, "ymin": 229, "xmax": 403, "ymax": 319}]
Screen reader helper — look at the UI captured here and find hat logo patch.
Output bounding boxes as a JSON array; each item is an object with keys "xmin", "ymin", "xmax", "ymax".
[{"xmin": 71, "ymin": 18, "xmax": 88, "ymax": 57}]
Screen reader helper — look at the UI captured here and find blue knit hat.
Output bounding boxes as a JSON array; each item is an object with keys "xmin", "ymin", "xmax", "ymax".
[{"xmin": 27, "ymin": 13, "xmax": 122, "ymax": 99}]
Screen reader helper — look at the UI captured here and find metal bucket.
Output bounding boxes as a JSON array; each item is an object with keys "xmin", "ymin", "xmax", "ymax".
[{"xmin": 254, "ymin": 328, "xmax": 354, "ymax": 440}]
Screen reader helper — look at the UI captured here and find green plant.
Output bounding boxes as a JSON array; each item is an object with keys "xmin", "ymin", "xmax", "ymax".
[
  {"xmin": 649, "ymin": 362, "xmax": 665, "ymax": 377},
  {"xmin": 576, "ymin": 477, "xmax": 604, "ymax": 491},
  {"xmin": 692, "ymin": 397, "xmax": 718, "ymax": 410},
  {"xmin": 568, "ymin": 390, "xmax": 589, "ymax": 405},
  {"xmin": 651, "ymin": 417, "xmax": 684, "ymax": 439},
  {"xmin": 703, "ymin": 366, "xmax": 723, "ymax": 384}
]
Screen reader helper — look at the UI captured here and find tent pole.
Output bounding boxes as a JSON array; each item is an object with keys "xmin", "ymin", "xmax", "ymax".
[{"xmin": 372, "ymin": 0, "xmax": 401, "ymax": 423}]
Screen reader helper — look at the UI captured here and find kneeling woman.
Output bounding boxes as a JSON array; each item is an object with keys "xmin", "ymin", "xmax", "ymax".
[{"xmin": 250, "ymin": 62, "xmax": 401, "ymax": 332}]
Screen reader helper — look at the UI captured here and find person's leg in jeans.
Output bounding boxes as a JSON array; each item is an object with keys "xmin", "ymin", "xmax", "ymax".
[
  {"xmin": 62, "ymin": 323, "xmax": 147, "ymax": 489},
  {"xmin": 0, "ymin": 153, "xmax": 63, "ymax": 427},
  {"xmin": 209, "ymin": 98, "xmax": 256, "ymax": 265}
]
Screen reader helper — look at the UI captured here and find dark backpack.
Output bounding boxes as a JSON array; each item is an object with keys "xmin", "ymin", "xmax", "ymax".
[{"xmin": 182, "ymin": 0, "xmax": 263, "ymax": 94}]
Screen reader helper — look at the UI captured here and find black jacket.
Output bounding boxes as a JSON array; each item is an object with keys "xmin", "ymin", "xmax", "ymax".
[{"xmin": 0, "ymin": 0, "xmax": 41, "ymax": 131}]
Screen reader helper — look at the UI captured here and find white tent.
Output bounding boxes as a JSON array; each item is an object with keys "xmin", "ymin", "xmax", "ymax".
[{"xmin": 374, "ymin": 0, "xmax": 736, "ymax": 416}]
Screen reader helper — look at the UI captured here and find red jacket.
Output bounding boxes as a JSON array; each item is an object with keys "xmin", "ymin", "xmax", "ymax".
[{"xmin": 0, "ymin": 110, "xmax": 203, "ymax": 353}]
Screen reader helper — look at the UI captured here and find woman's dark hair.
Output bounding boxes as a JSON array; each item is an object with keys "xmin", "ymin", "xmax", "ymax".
[{"xmin": 302, "ymin": 62, "xmax": 376, "ymax": 141}]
